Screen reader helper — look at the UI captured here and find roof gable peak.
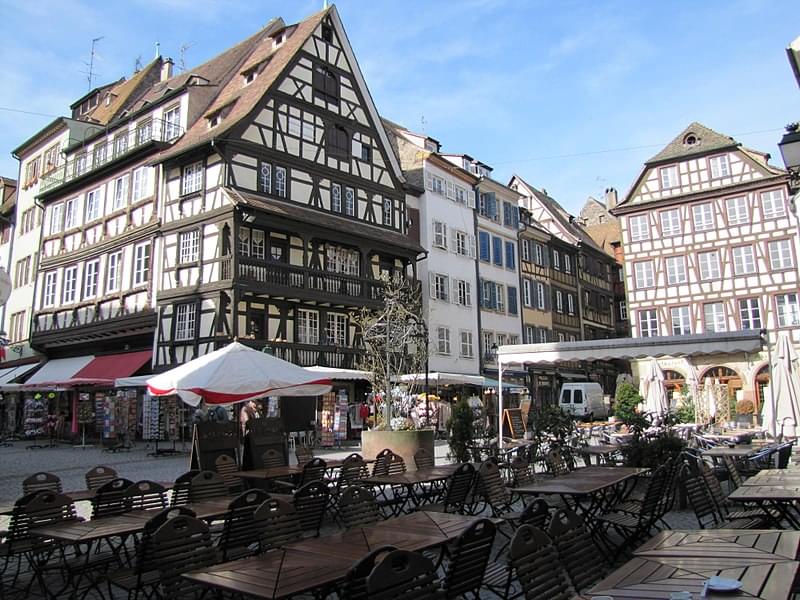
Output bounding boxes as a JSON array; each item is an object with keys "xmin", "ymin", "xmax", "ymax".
[{"xmin": 647, "ymin": 122, "xmax": 739, "ymax": 164}]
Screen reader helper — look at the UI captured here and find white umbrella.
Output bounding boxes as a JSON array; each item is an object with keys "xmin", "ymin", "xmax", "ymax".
[
  {"xmin": 147, "ymin": 341, "xmax": 332, "ymax": 407},
  {"xmin": 641, "ymin": 359, "xmax": 668, "ymax": 415},
  {"xmin": 771, "ymin": 332, "xmax": 800, "ymax": 438}
]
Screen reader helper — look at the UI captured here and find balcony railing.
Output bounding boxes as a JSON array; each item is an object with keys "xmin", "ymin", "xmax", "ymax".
[
  {"xmin": 235, "ymin": 257, "xmax": 384, "ymax": 302},
  {"xmin": 240, "ymin": 339, "xmax": 363, "ymax": 369},
  {"xmin": 40, "ymin": 118, "xmax": 184, "ymax": 194}
]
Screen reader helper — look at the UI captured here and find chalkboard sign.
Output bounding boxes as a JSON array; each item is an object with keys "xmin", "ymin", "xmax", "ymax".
[
  {"xmin": 189, "ymin": 421, "xmax": 239, "ymax": 472},
  {"xmin": 242, "ymin": 417, "xmax": 287, "ymax": 470},
  {"xmin": 503, "ymin": 408, "xmax": 526, "ymax": 440}
]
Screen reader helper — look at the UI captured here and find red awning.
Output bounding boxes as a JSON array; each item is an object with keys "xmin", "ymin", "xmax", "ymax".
[{"xmin": 69, "ymin": 350, "xmax": 153, "ymax": 386}]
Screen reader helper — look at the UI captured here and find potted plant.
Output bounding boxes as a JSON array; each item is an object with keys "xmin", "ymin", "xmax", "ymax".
[{"xmin": 735, "ymin": 399, "xmax": 755, "ymax": 426}]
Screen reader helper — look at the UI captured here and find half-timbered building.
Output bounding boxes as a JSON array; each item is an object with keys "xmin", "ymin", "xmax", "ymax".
[
  {"xmin": 614, "ymin": 122, "xmax": 798, "ymax": 409},
  {"xmin": 384, "ymin": 121, "xmax": 481, "ymax": 376},
  {"xmin": 152, "ymin": 7, "xmax": 423, "ymax": 370}
]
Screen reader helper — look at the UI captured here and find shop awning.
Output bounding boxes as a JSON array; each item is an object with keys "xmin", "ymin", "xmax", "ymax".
[
  {"xmin": 306, "ymin": 366, "xmax": 371, "ymax": 381},
  {"xmin": 482, "ymin": 377, "xmax": 527, "ymax": 392},
  {"xmin": 115, "ymin": 374, "xmax": 152, "ymax": 388},
  {"xmin": 497, "ymin": 331, "xmax": 763, "ymax": 365},
  {"xmin": 0, "ymin": 362, "xmax": 42, "ymax": 385},
  {"xmin": 73, "ymin": 351, "xmax": 152, "ymax": 382},
  {"xmin": 397, "ymin": 372, "xmax": 485, "ymax": 386},
  {"xmin": 23, "ymin": 355, "xmax": 95, "ymax": 388}
]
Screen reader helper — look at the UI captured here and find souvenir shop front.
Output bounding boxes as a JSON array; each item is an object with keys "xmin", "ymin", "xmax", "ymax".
[
  {"xmin": 305, "ymin": 367, "xmax": 372, "ymax": 447},
  {"xmin": 4, "ymin": 351, "xmax": 154, "ymax": 446},
  {"xmin": 0, "ymin": 361, "xmax": 44, "ymax": 438}
]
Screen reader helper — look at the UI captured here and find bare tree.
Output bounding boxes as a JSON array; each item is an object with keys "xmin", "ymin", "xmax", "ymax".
[{"xmin": 352, "ymin": 273, "xmax": 428, "ymax": 428}]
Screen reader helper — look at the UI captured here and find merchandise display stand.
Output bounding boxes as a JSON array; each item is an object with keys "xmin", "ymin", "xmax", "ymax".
[
  {"xmin": 74, "ymin": 394, "xmax": 95, "ymax": 449},
  {"xmin": 24, "ymin": 396, "xmax": 48, "ymax": 450}
]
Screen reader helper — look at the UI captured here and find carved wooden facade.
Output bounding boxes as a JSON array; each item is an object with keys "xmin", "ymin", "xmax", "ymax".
[{"xmin": 153, "ymin": 8, "xmax": 422, "ymax": 369}]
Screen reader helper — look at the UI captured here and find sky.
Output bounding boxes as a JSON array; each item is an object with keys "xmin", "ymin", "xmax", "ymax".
[{"xmin": 0, "ymin": 0, "xmax": 798, "ymax": 214}]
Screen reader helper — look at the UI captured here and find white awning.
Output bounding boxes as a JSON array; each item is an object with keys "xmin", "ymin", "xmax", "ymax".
[
  {"xmin": 115, "ymin": 374, "xmax": 153, "ymax": 388},
  {"xmin": 0, "ymin": 362, "xmax": 41, "ymax": 385},
  {"xmin": 397, "ymin": 372, "xmax": 485, "ymax": 386},
  {"xmin": 305, "ymin": 366, "xmax": 371, "ymax": 381},
  {"xmin": 24, "ymin": 355, "xmax": 94, "ymax": 385},
  {"xmin": 498, "ymin": 331, "xmax": 763, "ymax": 365}
]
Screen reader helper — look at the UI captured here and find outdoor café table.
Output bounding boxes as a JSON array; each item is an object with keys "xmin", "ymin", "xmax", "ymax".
[
  {"xmin": 357, "ymin": 464, "xmax": 461, "ymax": 513},
  {"xmin": 745, "ymin": 470, "xmax": 800, "ymax": 487},
  {"xmin": 728, "ymin": 486, "xmax": 800, "ymax": 530},
  {"xmin": 634, "ymin": 530, "xmax": 800, "ymax": 565},
  {"xmin": 513, "ymin": 466, "xmax": 645, "ymax": 527},
  {"xmin": 703, "ymin": 446, "xmax": 763, "ymax": 459},
  {"xmin": 378, "ymin": 508, "xmax": 504, "ymax": 538},
  {"xmin": 587, "ymin": 555, "xmax": 799, "ymax": 599},
  {"xmin": 577, "ymin": 444, "xmax": 623, "ymax": 466},
  {"xmin": 233, "ymin": 459, "xmax": 350, "ymax": 485}
]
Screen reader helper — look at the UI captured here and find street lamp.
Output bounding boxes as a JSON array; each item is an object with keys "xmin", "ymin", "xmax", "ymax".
[{"xmin": 778, "ymin": 123, "xmax": 800, "ymax": 189}]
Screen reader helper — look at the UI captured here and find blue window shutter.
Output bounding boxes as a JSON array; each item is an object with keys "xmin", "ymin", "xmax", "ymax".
[
  {"xmin": 492, "ymin": 237, "xmax": 503, "ymax": 266},
  {"xmin": 505, "ymin": 241, "xmax": 515, "ymax": 269},
  {"xmin": 487, "ymin": 192, "xmax": 497, "ymax": 220},
  {"xmin": 508, "ymin": 286, "xmax": 518, "ymax": 315},
  {"xmin": 512, "ymin": 206, "xmax": 519, "ymax": 229},
  {"xmin": 479, "ymin": 231, "xmax": 490, "ymax": 261},
  {"xmin": 489, "ymin": 282, "xmax": 498, "ymax": 308},
  {"xmin": 503, "ymin": 202, "xmax": 511, "ymax": 226}
]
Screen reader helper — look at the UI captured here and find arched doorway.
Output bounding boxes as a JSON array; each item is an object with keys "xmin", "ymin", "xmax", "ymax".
[
  {"xmin": 700, "ymin": 366, "xmax": 742, "ymax": 404},
  {"xmin": 755, "ymin": 364, "xmax": 770, "ymax": 414}
]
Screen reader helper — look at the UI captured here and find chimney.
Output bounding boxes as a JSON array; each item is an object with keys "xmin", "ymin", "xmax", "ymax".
[
  {"xmin": 605, "ymin": 187, "xmax": 618, "ymax": 210},
  {"xmin": 161, "ymin": 58, "xmax": 174, "ymax": 82}
]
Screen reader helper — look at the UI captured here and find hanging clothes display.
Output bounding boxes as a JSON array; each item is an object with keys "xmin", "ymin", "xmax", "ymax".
[
  {"xmin": 333, "ymin": 389, "xmax": 348, "ymax": 443},
  {"xmin": 320, "ymin": 392, "xmax": 335, "ymax": 447}
]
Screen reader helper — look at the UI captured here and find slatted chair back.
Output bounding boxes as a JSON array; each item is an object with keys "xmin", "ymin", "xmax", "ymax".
[
  {"xmin": 698, "ymin": 460, "xmax": 728, "ymax": 513},
  {"xmin": 149, "ymin": 515, "xmax": 218, "ymax": 599},
  {"xmin": 338, "ymin": 454, "xmax": 370, "ymax": 491},
  {"xmin": 171, "ymin": 470, "xmax": 200, "ymax": 507},
  {"xmin": 477, "ymin": 460, "xmax": 512, "ymax": 514},
  {"xmin": 295, "ymin": 445, "xmax": 314, "ymax": 465},
  {"xmin": 638, "ymin": 464, "xmax": 670, "ymax": 524},
  {"xmin": 414, "ymin": 447, "xmax": 435, "ymax": 470},
  {"xmin": 341, "ymin": 545, "xmax": 397, "ymax": 600},
  {"xmin": 293, "ymin": 480, "xmax": 329, "ymax": 536},
  {"xmin": 441, "ymin": 463, "xmax": 475, "ymax": 513},
  {"xmin": 215, "ymin": 453, "xmax": 243, "ymax": 493},
  {"xmin": 339, "ymin": 485, "xmax": 381, "ymax": 529},
  {"xmin": 723, "ymin": 455, "xmax": 744, "ymax": 490},
  {"xmin": 509, "ymin": 456, "xmax": 535, "ymax": 488},
  {"xmin": 544, "ymin": 448, "xmax": 571, "ymax": 476},
  {"xmin": 188, "ymin": 470, "xmax": 229, "ymax": 502},
  {"xmin": 85, "ymin": 465, "xmax": 118, "ymax": 491},
  {"xmin": 366, "ymin": 549, "xmax": 443, "ymax": 600},
  {"xmin": 217, "ymin": 489, "xmax": 270, "ymax": 561},
  {"xmin": 255, "ymin": 497, "xmax": 303, "ymax": 550},
  {"xmin": 519, "ymin": 498, "xmax": 551, "ymax": 529},
  {"xmin": 262, "ymin": 448, "xmax": 286, "ymax": 468},
  {"xmin": 7, "ymin": 491, "xmax": 78, "ymax": 545},
  {"xmin": 299, "ymin": 457, "xmax": 328, "ymax": 486},
  {"xmin": 509, "ymin": 525, "xmax": 575, "ymax": 600},
  {"xmin": 372, "ymin": 448, "xmax": 407, "ymax": 476},
  {"xmin": 547, "ymin": 508, "xmax": 605, "ymax": 593},
  {"xmin": 91, "ymin": 477, "xmax": 135, "ymax": 519},
  {"xmin": 777, "ymin": 442, "xmax": 794, "ymax": 469},
  {"xmin": 124, "ymin": 480, "xmax": 168, "ymax": 512},
  {"xmin": 680, "ymin": 464, "xmax": 721, "ymax": 528},
  {"xmin": 21, "ymin": 472, "xmax": 62, "ymax": 495},
  {"xmin": 441, "ymin": 519, "xmax": 496, "ymax": 598},
  {"xmin": 136, "ymin": 507, "xmax": 197, "ymax": 574}
]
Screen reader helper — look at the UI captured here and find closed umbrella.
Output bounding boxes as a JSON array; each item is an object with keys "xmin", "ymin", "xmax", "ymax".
[
  {"xmin": 147, "ymin": 341, "xmax": 332, "ymax": 406},
  {"xmin": 771, "ymin": 332, "xmax": 800, "ymax": 439},
  {"xmin": 641, "ymin": 359, "xmax": 668, "ymax": 415}
]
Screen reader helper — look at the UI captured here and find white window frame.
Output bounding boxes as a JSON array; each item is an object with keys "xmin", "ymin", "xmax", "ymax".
[
  {"xmin": 164, "ymin": 105, "xmax": 182, "ymax": 140},
  {"xmin": 106, "ymin": 251, "xmax": 122, "ymax": 292},
  {"xmin": 9, "ymin": 311, "xmax": 26, "ymax": 343},
  {"xmin": 521, "ymin": 240, "xmax": 531, "ymax": 262},
  {"xmin": 83, "ymin": 259, "xmax": 99, "ymax": 299},
  {"xmin": 552, "ymin": 250, "xmax": 560, "ymax": 270},
  {"xmin": 555, "ymin": 290, "xmax": 563, "ymax": 313},
  {"xmin": 535, "ymin": 282, "xmax": 545, "ymax": 309},
  {"xmin": 703, "ymin": 302, "xmax": 727, "ymax": 333},
  {"xmin": 432, "ymin": 273, "xmax": 449, "ymax": 302},
  {"xmin": 659, "ymin": 209, "xmax": 681, "ymax": 236},
  {"xmin": 275, "ymin": 166, "xmax": 287, "ymax": 198},
  {"xmin": 522, "ymin": 279, "xmax": 532, "ymax": 307},
  {"xmin": 432, "ymin": 221, "xmax": 447, "ymax": 249},
  {"xmin": 85, "ymin": 189, "xmax": 102, "ymax": 222},
  {"xmin": 325, "ymin": 313, "xmax": 347, "ymax": 346},
  {"xmin": 49, "ymin": 203, "xmax": 63, "ymax": 235},
  {"xmin": 761, "ymin": 189, "xmax": 786, "ymax": 219},
  {"xmin": 739, "ymin": 298, "xmax": 762, "ymax": 330},
  {"xmin": 133, "ymin": 242, "xmax": 150, "ymax": 286},
  {"xmin": 629, "ymin": 214, "xmax": 650, "ymax": 241},
  {"xmin": 768, "ymin": 239, "xmax": 794, "ymax": 270},
  {"xmin": 112, "ymin": 174, "xmax": 129, "ymax": 211},
  {"xmin": 436, "ymin": 326, "xmax": 451, "ymax": 355},
  {"xmin": 181, "ymin": 161, "xmax": 203, "ymax": 195},
  {"xmin": 382, "ymin": 198, "xmax": 392, "ymax": 226},
  {"xmin": 776, "ymin": 293, "xmax": 800, "ymax": 328},
  {"xmin": 175, "ymin": 303, "xmax": 196, "ymax": 341},
  {"xmin": 619, "ymin": 301, "xmax": 628, "ymax": 321},
  {"xmin": 62, "ymin": 265, "xmax": 77, "ymax": 304},
  {"xmin": 132, "ymin": 167, "xmax": 149, "ymax": 202},
  {"xmin": 567, "ymin": 293, "xmax": 575, "ymax": 315},
  {"xmin": 698, "ymin": 251, "xmax": 721, "ymax": 280},
  {"xmin": 344, "ymin": 186, "xmax": 355, "ymax": 216},
  {"xmin": 692, "ymin": 203, "xmax": 714, "ymax": 231},
  {"xmin": 64, "ymin": 198, "xmax": 79, "ymax": 230},
  {"xmin": 297, "ymin": 309, "xmax": 319, "ymax": 345},
  {"xmin": 665, "ymin": 256, "xmax": 687, "ymax": 285},
  {"xmin": 43, "ymin": 271, "xmax": 57, "ymax": 307},
  {"xmin": 634, "ymin": 261, "xmax": 655, "ymax": 289},
  {"xmin": 459, "ymin": 330, "xmax": 474, "ymax": 358},
  {"xmin": 660, "ymin": 165, "xmax": 679, "ymax": 189},
  {"xmin": 564, "ymin": 254, "xmax": 571, "ymax": 273},
  {"xmin": 670, "ymin": 305, "xmax": 691, "ymax": 336},
  {"xmin": 534, "ymin": 243, "xmax": 544, "ymax": 265},
  {"xmin": 732, "ymin": 245, "xmax": 756, "ymax": 275},
  {"xmin": 725, "ymin": 196, "xmax": 748, "ymax": 225},
  {"xmin": 331, "ymin": 183, "xmax": 342, "ymax": 213},
  {"xmin": 709, "ymin": 154, "xmax": 730, "ymax": 178},
  {"xmin": 179, "ymin": 230, "xmax": 200, "ymax": 264},
  {"xmin": 639, "ymin": 309, "xmax": 658, "ymax": 337},
  {"xmin": 456, "ymin": 279, "xmax": 472, "ymax": 307}
]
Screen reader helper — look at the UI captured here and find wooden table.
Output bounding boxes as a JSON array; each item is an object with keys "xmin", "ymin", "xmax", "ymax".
[
  {"xmin": 703, "ymin": 446, "xmax": 764, "ymax": 459},
  {"xmin": 183, "ymin": 511, "xmax": 493, "ymax": 599},
  {"xmin": 576, "ymin": 444, "xmax": 623, "ymax": 466},
  {"xmin": 589, "ymin": 555, "xmax": 799, "ymax": 598},
  {"xmin": 358, "ymin": 464, "xmax": 461, "ymax": 513},
  {"xmin": 234, "ymin": 459, "xmax": 349, "ymax": 482},
  {"xmin": 728, "ymin": 486, "xmax": 800, "ymax": 530},
  {"xmin": 635, "ymin": 530, "xmax": 800, "ymax": 564},
  {"xmin": 744, "ymin": 470, "xmax": 800, "ymax": 487}
]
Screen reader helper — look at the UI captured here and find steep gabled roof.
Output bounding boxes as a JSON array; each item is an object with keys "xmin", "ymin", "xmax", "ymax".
[
  {"xmin": 90, "ymin": 57, "xmax": 163, "ymax": 125},
  {"xmin": 157, "ymin": 10, "xmax": 327, "ymax": 163},
  {"xmin": 646, "ymin": 122, "xmax": 738, "ymax": 164}
]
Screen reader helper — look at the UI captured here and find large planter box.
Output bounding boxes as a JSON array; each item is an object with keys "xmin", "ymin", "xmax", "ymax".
[{"xmin": 361, "ymin": 429, "xmax": 435, "ymax": 472}]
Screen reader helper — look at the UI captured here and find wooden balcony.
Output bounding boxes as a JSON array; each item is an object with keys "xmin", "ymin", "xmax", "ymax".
[
  {"xmin": 238, "ymin": 338, "xmax": 363, "ymax": 369},
  {"xmin": 226, "ymin": 256, "xmax": 385, "ymax": 305}
]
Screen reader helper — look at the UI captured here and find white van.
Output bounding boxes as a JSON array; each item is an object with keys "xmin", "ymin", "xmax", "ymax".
[{"xmin": 558, "ymin": 382, "xmax": 607, "ymax": 420}]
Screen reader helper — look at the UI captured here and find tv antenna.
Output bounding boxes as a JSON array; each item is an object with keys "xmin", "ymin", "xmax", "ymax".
[
  {"xmin": 420, "ymin": 114, "xmax": 427, "ymax": 133},
  {"xmin": 83, "ymin": 36, "xmax": 105, "ymax": 90},
  {"xmin": 179, "ymin": 42, "xmax": 195, "ymax": 73},
  {"xmin": 134, "ymin": 55, "xmax": 143, "ymax": 73}
]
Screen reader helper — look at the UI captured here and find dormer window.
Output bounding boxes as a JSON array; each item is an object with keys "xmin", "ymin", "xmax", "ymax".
[
  {"xmin": 683, "ymin": 133, "xmax": 699, "ymax": 146},
  {"xmin": 312, "ymin": 65, "xmax": 339, "ymax": 105},
  {"xmin": 208, "ymin": 114, "xmax": 221, "ymax": 129},
  {"xmin": 273, "ymin": 32, "xmax": 286, "ymax": 48},
  {"xmin": 243, "ymin": 69, "xmax": 257, "ymax": 86}
]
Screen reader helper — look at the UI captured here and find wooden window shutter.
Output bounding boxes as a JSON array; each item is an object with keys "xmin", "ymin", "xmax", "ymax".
[
  {"xmin": 428, "ymin": 272, "xmax": 436, "ymax": 298},
  {"xmin": 467, "ymin": 190, "xmax": 476, "ymax": 209}
]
